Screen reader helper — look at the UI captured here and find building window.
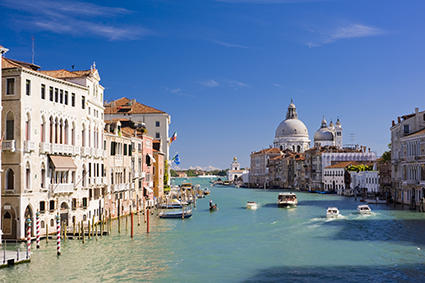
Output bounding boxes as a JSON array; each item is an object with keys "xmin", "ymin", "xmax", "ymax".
[
  {"xmin": 82, "ymin": 96, "xmax": 85, "ymax": 109},
  {"xmin": 50, "ymin": 219, "xmax": 54, "ymax": 227},
  {"xmin": 55, "ymin": 88, "xmax": 59, "ymax": 102},
  {"xmin": 41, "ymin": 167, "xmax": 46, "ymax": 188},
  {"xmin": 41, "ymin": 84, "xmax": 46, "ymax": 99},
  {"xmin": 59, "ymin": 90, "xmax": 63, "ymax": 103},
  {"xmin": 6, "ymin": 78, "xmax": 14, "ymax": 95},
  {"xmin": 72, "ymin": 198, "xmax": 77, "ymax": 210},
  {"xmin": 6, "ymin": 112, "xmax": 14, "ymax": 140},
  {"xmin": 49, "ymin": 87, "xmax": 53, "ymax": 101},
  {"xmin": 39, "ymin": 201, "xmax": 46, "ymax": 213},
  {"xmin": 26, "ymin": 79, "xmax": 31, "ymax": 96},
  {"xmin": 71, "ymin": 93, "xmax": 75, "ymax": 106},
  {"xmin": 155, "ymin": 121, "xmax": 160, "ymax": 127},
  {"xmin": 25, "ymin": 114, "xmax": 31, "ymax": 141},
  {"xmin": 5, "ymin": 169, "xmax": 14, "ymax": 190},
  {"xmin": 404, "ymin": 125, "xmax": 409, "ymax": 135},
  {"xmin": 124, "ymin": 144, "xmax": 128, "ymax": 155},
  {"xmin": 82, "ymin": 197, "xmax": 88, "ymax": 208},
  {"xmin": 65, "ymin": 91, "xmax": 68, "ymax": 105},
  {"xmin": 49, "ymin": 200, "xmax": 55, "ymax": 211},
  {"xmin": 155, "ymin": 132, "xmax": 160, "ymax": 139}
]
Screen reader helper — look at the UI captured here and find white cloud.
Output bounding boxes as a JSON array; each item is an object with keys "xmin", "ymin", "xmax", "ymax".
[
  {"xmin": 307, "ymin": 23, "xmax": 385, "ymax": 47},
  {"xmin": 200, "ymin": 79, "xmax": 220, "ymax": 87},
  {"xmin": 210, "ymin": 39, "xmax": 248, "ymax": 49},
  {"xmin": 272, "ymin": 83, "xmax": 282, "ymax": 88},
  {"xmin": 227, "ymin": 80, "xmax": 249, "ymax": 89},
  {"xmin": 1, "ymin": 0, "xmax": 150, "ymax": 40}
]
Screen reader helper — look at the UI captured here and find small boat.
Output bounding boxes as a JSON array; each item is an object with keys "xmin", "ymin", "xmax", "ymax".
[
  {"xmin": 204, "ymin": 189, "xmax": 211, "ymax": 195},
  {"xmin": 159, "ymin": 209, "xmax": 192, "ymax": 219},
  {"xmin": 326, "ymin": 207, "xmax": 340, "ymax": 218},
  {"xmin": 277, "ymin": 192, "xmax": 298, "ymax": 207},
  {"xmin": 246, "ymin": 201, "xmax": 258, "ymax": 210},
  {"xmin": 209, "ymin": 204, "xmax": 218, "ymax": 211},
  {"xmin": 357, "ymin": 204, "xmax": 372, "ymax": 215}
]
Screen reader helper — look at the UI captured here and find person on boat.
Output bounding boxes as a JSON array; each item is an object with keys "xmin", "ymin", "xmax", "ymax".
[{"xmin": 209, "ymin": 200, "xmax": 213, "ymax": 208}]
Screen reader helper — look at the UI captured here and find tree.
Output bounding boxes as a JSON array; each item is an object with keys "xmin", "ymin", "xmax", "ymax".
[{"xmin": 164, "ymin": 160, "xmax": 169, "ymax": 186}]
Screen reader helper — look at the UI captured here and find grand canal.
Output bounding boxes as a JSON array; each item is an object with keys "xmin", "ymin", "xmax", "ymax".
[{"xmin": 2, "ymin": 177, "xmax": 425, "ymax": 282}]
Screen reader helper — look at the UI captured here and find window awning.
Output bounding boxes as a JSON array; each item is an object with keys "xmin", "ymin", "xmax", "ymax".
[
  {"xmin": 144, "ymin": 187, "xmax": 153, "ymax": 194},
  {"xmin": 148, "ymin": 154, "xmax": 156, "ymax": 163},
  {"xmin": 49, "ymin": 155, "xmax": 77, "ymax": 171}
]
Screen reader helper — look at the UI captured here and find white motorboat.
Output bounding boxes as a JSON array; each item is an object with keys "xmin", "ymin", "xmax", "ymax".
[
  {"xmin": 277, "ymin": 192, "xmax": 298, "ymax": 207},
  {"xmin": 246, "ymin": 201, "xmax": 258, "ymax": 210},
  {"xmin": 326, "ymin": 207, "xmax": 340, "ymax": 218},
  {"xmin": 357, "ymin": 204, "xmax": 372, "ymax": 215}
]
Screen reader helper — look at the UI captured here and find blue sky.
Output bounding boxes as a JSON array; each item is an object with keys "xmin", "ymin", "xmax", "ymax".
[{"xmin": 1, "ymin": 0, "xmax": 424, "ymax": 169}]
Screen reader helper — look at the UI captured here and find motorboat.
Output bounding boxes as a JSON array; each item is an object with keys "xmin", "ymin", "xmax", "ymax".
[
  {"xmin": 357, "ymin": 204, "xmax": 372, "ymax": 215},
  {"xmin": 209, "ymin": 204, "xmax": 218, "ymax": 212},
  {"xmin": 277, "ymin": 192, "xmax": 298, "ymax": 207},
  {"xmin": 159, "ymin": 209, "xmax": 192, "ymax": 219},
  {"xmin": 246, "ymin": 201, "xmax": 258, "ymax": 210},
  {"xmin": 326, "ymin": 207, "xmax": 340, "ymax": 218},
  {"xmin": 204, "ymin": 189, "xmax": 211, "ymax": 195}
]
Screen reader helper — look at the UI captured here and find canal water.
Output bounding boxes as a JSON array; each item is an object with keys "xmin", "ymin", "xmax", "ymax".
[{"xmin": 2, "ymin": 177, "xmax": 425, "ymax": 282}]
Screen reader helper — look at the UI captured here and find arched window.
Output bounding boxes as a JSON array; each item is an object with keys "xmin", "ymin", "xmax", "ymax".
[
  {"xmin": 41, "ymin": 163, "xmax": 46, "ymax": 189},
  {"xmin": 297, "ymin": 145, "xmax": 301, "ymax": 152},
  {"xmin": 49, "ymin": 117, "xmax": 54, "ymax": 143},
  {"xmin": 59, "ymin": 119, "xmax": 63, "ymax": 144},
  {"xmin": 41, "ymin": 116, "xmax": 46, "ymax": 143},
  {"xmin": 26, "ymin": 162, "xmax": 31, "ymax": 190},
  {"xmin": 25, "ymin": 113, "xmax": 31, "ymax": 141},
  {"xmin": 5, "ymin": 169, "xmax": 14, "ymax": 190},
  {"xmin": 55, "ymin": 118, "xmax": 58, "ymax": 144},
  {"xmin": 71, "ymin": 122, "xmax": 75, "ymax": 146},
  {"xmin": 82, "ymin": 125, "xmax": 86, "ymax": 147},
  {"xmin": 6, "ymin": 112, "xmax": 14, "ymax": 140},
  {"xmin": 64, "ymin": 120, "xmax": 69, "ymax": 145}
]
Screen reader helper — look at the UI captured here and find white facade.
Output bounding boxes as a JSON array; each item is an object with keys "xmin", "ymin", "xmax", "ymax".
[
  {"xmin": 350, "ymin": 171, "xmax": 379, "ymax": 194},
  {"xmin": 323, "ymin": 167, "xmax": 346, "ymax": 194},
  {"xmin": 321, "ymin": 152, "xmax": 377, "ymax": 178},
  {"xmin": 1, "ymin": 58, "xmax": 105, "ymax": 239},
  {"xmin": 0, "ymin": 45, "xmax": 8, "ymax": 242},
  {"xmin": 227, "ymin": 156, "xmax": 249, "ymax": 181},
  {"xmin": 273, "ymin": 100, "xmax": 310, "ymax": 153}
]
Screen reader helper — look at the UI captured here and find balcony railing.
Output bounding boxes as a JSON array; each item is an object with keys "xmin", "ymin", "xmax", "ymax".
[
  {"xmin": 81, "ymin": 147, "xmax": 90, "ymax": 157},
  {"xmin": 63, "ymin": 144, "xmax": 73, "ymax": 155},
  {"xmin": 50, "ymin": 183, "xmax": 74, "ymax": 194},
  {"xmin": 40, "ymin": 142, "xmax": 51, "ymax": 154},
  {"xmin": 24, "ymin": 140, "xmax": 36, "ymax": 152},
  {"xmin": 112, "ymin": 183, "xmax": 129, "ymax": 192},
  {"xmin": 2, "ymin": 140, "xmax": 16, "ymax": 152},
  {"xmin": 73, "ymin": 146, "xmax": 80, "ymax": 156}
]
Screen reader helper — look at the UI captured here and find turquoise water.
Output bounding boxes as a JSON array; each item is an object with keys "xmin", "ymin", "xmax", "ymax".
[{"xmin": 2, "ymin": 177, "xmax": 425, "ymax": 282}]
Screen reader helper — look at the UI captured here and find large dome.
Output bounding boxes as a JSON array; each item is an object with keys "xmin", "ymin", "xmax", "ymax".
[{"xmin": 275, "ymin": 119, "xmax": 309, "ymax": 138}]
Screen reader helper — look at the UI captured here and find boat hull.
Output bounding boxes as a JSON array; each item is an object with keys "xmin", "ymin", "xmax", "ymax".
[{"xmin": 159, "ymin": 212, "xmax": 192, "ymax": 219}]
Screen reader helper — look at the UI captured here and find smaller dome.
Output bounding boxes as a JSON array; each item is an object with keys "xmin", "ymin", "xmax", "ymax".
[
  {"xmin": 329, "ymin": 121, "xmax": 335, "ymax": 129},
  {"xmin": 314, "ymin": 128, "xmax": 334, "ymax": 141}
]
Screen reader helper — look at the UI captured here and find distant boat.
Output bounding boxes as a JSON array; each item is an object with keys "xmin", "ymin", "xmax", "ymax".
[
  {"xmin": 326, "ymin": 207, "xmax": 340, "ymax": 218},
  {"xmin": 204, "ymin": 188, "xmax": 211, "ymax": 195},
  {"xmin": 357, "ymin": 205, "xmax": 372, "ymax": 215},
  {"xmin": 198, "ymin": 175, "xmax": 218, "ymax": 178},
  {"xmin": 246, "ymin": 201, "xmax": 258, "ymax": 210},
  {"xmin": 277, "ymin": 192, "xmax": 298, "ymax": 207},
  {"xmin": 159, "ymin": 209, "xmax": 192, "ymax": 219}
]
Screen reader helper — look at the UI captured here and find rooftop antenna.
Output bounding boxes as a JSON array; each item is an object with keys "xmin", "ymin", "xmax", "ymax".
[{"xmin": 31, "ymin": 36, "xmax": 35, "ymax": 64}]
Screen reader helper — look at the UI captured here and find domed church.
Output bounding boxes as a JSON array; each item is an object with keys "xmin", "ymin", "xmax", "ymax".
[
  {"xmin": 273, "ymin": 100, "xmax": 310, "ymax": 153},
  {"xmin": 313, "ymin": 117, "xmax": 343, "ymax": 148}
]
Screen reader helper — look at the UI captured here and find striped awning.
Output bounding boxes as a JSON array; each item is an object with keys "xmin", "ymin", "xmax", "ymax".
[{"xmin": 49, "ymin": 155, "xmax": 77, "ymax": 171}]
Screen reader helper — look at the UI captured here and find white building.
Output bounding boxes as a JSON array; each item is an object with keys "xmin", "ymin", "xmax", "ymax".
[
  {"xmin": 350, "ymin": 170, "xmax": 379, "ymax": 195},
  {"xmin": 323, "ymin": 162, "xmax": 347, "ymax": 194},
  {"xmin": 1, "ymin": 57, "xmax": 105, "ymax": 240},
  {"xmin": 227, "ymin": 157, "xmax": 249, "ymax": 182},
  {"xmin": 274, "ymin": 100, "xmax": 310, "ymax": 153},
  {"xmin": 0, "ymin": 45, "xmax": 8, "ymax": 242},
  {"xmin": 314, "ymin": 118, "xmax": 342, "ymax": 148},
  {"xmin": 104, "ymin": 97, "xmax": 170, "ymax": 161},
  {"xmin": 391, "ymin": 107, "xmax": 425, "ymax": 206}
]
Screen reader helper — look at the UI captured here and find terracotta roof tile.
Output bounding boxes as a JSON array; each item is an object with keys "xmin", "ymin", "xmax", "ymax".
[
  {"xmin": 39, "ymin": 69, "xmax": 92, "ymax": 79},
  {"xmin": 105, "ymin": 97, "xmax": 165, "ymax": 114},
  {"xmin": 2, "ymin": 57, "xmax": 40, "ymax": 71}
]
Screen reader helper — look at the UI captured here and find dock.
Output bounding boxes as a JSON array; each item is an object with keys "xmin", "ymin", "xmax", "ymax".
[{"xmin": 0, "ymin": 248, "xmax": 30, "ymax": 268}]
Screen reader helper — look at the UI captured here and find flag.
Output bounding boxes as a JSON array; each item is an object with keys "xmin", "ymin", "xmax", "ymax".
[
  {"xmin": 170, "ymin": 132, "xmax": 177, "ymax": 143},
  {"xmin": 172, "ymin": 154, "xmax": 180, "ymax": 165}
]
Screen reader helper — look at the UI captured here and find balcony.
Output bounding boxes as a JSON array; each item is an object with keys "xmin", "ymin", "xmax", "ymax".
[
  {"xmin": 112, "ymin": 183, "xmax": 129, "ymax": 193},
  {"xmin": 63, "ymin": 144, "xmax": 73, "ymax": 155},
  {"xmin": 97, "ymin": 148, "xmax": 104, "ymax": 157},
  {"xmin": 2, "ymin": 140, "xmax": 15, "ymax": 152},
  {"xmin": 81, "ymin": 147, "xmax": 90, "ymax": 157},
  {"xmin": 24, "ymin": 140, "xmax": 36, "ymax": 152},
  {"xmin": 40, "ymin": 142, "xmax": 51, "ymax": 154},
  {"xmin": 73, "ymin": 146, "xmax": 80, "ymax": 156},
  {"xmin": 50, "ymin": 183, "xmax": 74, "ymax": 194},
  {"xmin": 52, "ymin": 143, "xmax": 63, "ymax": 154},
  {"xmin": 95, "ymin": 177, "xmax": 104, "ymax": 185}
]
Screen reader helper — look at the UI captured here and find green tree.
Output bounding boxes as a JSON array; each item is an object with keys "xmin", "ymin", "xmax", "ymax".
[{"xmin": 164, "ymin": 160, "xmax": 170, "ymax": 185}]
